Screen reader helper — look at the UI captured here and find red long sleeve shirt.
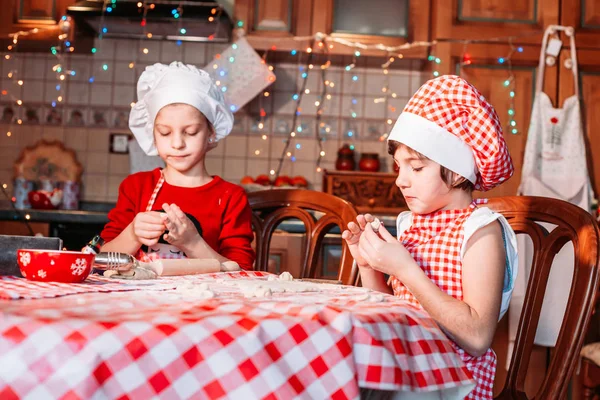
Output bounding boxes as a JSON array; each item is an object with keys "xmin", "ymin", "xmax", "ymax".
[{"xmin": 101, "ymin": 168, "xmax": 255, "ymax": 270}]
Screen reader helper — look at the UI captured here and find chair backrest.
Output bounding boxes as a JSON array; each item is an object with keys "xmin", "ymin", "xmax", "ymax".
[
  {"xmin": 247, "ymin": 189, "xmax": 359, "ymax": 285},
  {"xmin": 486, "ymin": 196, "xmax": 600, "ymax": 399}
]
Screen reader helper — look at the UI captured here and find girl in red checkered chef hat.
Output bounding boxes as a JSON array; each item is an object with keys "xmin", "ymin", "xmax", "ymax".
[{"xmin": 343, "ymin": 75, "xmax": 519, "ymax": 399}]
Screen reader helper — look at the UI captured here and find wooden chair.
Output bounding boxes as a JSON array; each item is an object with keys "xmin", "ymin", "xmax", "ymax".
[
  {"xmin": 578, "ymin": 289, "xmax": 600, "ymax": 399},
  {"xmin": 581, "ymin": 355, "xmax": 600, "ymax": 399},
  {"xmin": 485, "ymin": 196, "xmax": 600, "ymax": 399},
  {"xmin": 247, "ymin": 189, "xmax": 359, "ymax": 285}
]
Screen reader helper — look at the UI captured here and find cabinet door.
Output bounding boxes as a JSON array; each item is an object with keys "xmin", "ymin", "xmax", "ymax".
[
  {"xmin": 235, "ymin": 0, "xmax": 313, "ymax": 50},
  {"xmin": 561, "ymin": 0, "xmax": 600, "ymax": 49},
  {"xmin": 0, "ymin": 0, "xmax": 76, "ymax": 41},
  {"xmin": 17, "ymin": 0, "xmax": 56, "ymax": 23},
  {"xmin": 433, "ymin": 0, "xmax": 559, "ymax": 44},
  {"xmin": 435, "ymin": 41, "xmax": 556, "ymax": 198},
  {"xmin": 434, "ymin": 42, "xmax": 543, "ymax": 198},
  {"xmin": 0, "ymin": 221, "xmax": 49, "ymax": 237},
  {"xmin": 460, "ymin": 65, "xmax": 536, "ymax": 198},
  {"xmin": 311, "ymin": 0, "xmax": 430, "ymax": 58},
  {"xmin": 558, "ymin": 47, "xmax": 600, "ymax": 198}
]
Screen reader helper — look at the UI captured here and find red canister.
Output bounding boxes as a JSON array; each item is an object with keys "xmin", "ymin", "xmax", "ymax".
[{"xmin": 358, "ymin": 153, "xmax": 381, "ymax": 172}]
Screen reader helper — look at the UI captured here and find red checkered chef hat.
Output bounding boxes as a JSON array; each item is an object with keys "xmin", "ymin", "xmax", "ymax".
[{"xmin": 388, "ymin": 75, "xmax": 514, "ymax": 191}]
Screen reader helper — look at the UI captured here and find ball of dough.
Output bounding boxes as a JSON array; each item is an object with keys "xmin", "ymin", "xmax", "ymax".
[
  {"xmin": 370, "ymin": 218, "xmax": 381, "ymax": 231},
  {"xmin": 279, "ymin": 271, "xmax": 294, "ymax": 281}
]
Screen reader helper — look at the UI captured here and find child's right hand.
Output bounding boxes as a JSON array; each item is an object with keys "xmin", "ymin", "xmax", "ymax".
[
  {"xmin": 342, "ymin": 214, "xmax": 376, "ymax": 267},
  {"xmin": 132, "ymin": 211, "xmax": 167, "ymax": 246}
]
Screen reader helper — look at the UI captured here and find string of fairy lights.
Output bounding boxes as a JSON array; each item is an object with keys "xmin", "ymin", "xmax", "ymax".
[{"xmin": 2, "ymin": 0, "xmax": 547, "ymax": 183}]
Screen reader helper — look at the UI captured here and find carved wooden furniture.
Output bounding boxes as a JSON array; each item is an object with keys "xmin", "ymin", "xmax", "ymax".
[
  {"xmin": 580, "ymin": 349, "xmax": 600, "ymax": 399},
  {"xmin": 485, "ymin": 196, "xmax": 600, "ymax": 399},
  {"xmin": 247, "ymin": 189, "xmax": 359, "ymax": 285},
  {"xmin": 322, "ymin": 170, "xmax": 406, "ymax": 215}
]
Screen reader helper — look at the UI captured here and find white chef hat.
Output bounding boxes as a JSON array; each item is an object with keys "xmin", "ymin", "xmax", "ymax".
[{"xmin": 129, "ymin": 61, "xmax": 234, "ymax": 156}]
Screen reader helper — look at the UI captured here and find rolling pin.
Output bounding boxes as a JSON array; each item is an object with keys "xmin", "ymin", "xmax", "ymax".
[
  {"xmin": 144, "ymin": 258, "xmax": 221, "ymax": 276},
  {"xmin": 94, "ymin": 252, "xmax": 223, "ymax": 276}
]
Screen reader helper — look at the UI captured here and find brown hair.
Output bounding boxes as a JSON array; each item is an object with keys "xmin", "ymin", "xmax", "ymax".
[{"xmin": 387, "ymin": 140, "xmax": 474, "ymax": 192}]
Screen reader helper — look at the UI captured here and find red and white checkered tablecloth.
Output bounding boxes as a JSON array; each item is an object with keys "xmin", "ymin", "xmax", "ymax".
[
  {"xmin": 0, "ymin": 272, "xmax": 475, "ymax": 399},
  {"xmin": 0, "ymin": 275, "xmax": 173, "ymax": 300}
]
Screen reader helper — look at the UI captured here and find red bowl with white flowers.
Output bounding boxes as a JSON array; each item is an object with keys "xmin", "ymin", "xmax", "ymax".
[{"xmin": 16, "ymin": 249, "xmax": 94, "ymax": 283}]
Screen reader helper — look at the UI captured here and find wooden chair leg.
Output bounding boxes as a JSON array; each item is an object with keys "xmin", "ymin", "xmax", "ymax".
[
  {"xmin": 582, "ymin": 386, "xmax": 596, "ymax": 400},
  {"xmin": 581, "ymin": 358, "xmax": 600, "ymax": 400}
]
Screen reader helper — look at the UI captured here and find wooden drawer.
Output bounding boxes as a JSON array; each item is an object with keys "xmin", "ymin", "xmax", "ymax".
[
  {"xmin": 322, "ymin": 170, "xmax": 407, "ymax": 214},
  {"xmin": 0, "ymin": 221, "xmax": 49, "ymax": 237}
]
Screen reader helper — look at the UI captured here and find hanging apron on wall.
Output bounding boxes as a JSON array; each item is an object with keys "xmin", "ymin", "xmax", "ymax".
[{"xmin": 510, "ymin": 26, "xmax": 594, "ymax": 347}]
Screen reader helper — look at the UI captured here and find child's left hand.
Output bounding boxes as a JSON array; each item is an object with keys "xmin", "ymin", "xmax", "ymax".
[
  {"xmin": 161, "ymin": 203, "xmax": 202, "ymax": 251},
  {"xmin": 358, "ymin": 222, "xmax": 417, "ymax": 279}
]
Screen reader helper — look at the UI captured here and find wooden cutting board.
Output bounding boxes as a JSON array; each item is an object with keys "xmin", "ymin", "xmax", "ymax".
[{"xmin": 13, "ymin": 140, "xmax": 83, "ymax": 182}]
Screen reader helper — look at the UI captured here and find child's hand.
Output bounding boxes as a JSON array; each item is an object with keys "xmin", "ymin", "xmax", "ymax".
[
  {"xmin": 342, "ymin": 214, "xmax": 377, "ymax": 267},
  {"xmin": 358, "ymin": 222, "xmax": 417, "ymax": 279},
  {"xmin": 161, "ymin": 203, "xmax": 201, "ymax": 251},
  {"xmin": 132, "ymin": 211, "xmax": 167, "ymax": 246}
]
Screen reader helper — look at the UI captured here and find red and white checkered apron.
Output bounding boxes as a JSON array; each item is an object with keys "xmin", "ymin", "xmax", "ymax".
[
  {"xmin": 135, "ymin": 170, "xmax": 187, "ymax": 263},
  {"xmin": 390, "ymin": 201, "xmax": 496, "ymax": 399}
]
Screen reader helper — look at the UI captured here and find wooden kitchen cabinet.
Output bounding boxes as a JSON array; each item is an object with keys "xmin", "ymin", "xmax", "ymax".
[
  {"xmin": 311, "ymin": 0, "xmax": 430, "ymax": 58},
  {"xmin": 559, "ymin": 1, "xmax": 600, "ymax": 196},
  {"xmin": 557, "ymin": 47, "xmax": 600, "ymax": 200},
  {"xmin": 561, "ymin": 0, "xmax": 600, "ymax": 49},
  {"xmin": 431, "ymin": 41, "xmax": 546, "ymax": 199},
  {"xmin": 432, "ymin": 0, "xmax": 559, "ymax": 44},
  {"xmin": 0, "ymin": 0, "xmax": 76, "ymax": 44},
  {"xmin": 235, "ymin": 0, "xmax": 430, "ymax": 57},
  {"xmin": 432, "ymin": 1, "xmax": 600, "ymax": 200},
  {"xmin": 459, "ymin": 63, "xmax": 537, "ymax": 198},
  {"xmin": 234, "ymin": 0, "xmax": 314, "ymax": 51},
  {"xmin": 0, "ymin": 220, "xmax": 49, "ymax": 237}
]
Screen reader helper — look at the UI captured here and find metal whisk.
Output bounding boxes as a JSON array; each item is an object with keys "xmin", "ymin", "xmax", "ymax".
[{"xmin": 93, "ymin": 252, "xmax": 139, "ymax": 272}]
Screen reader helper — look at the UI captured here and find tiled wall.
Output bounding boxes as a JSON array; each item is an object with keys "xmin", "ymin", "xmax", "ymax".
[{"xmin": 0, "ymin": 38, "xmax": 427, "ymax": 203}]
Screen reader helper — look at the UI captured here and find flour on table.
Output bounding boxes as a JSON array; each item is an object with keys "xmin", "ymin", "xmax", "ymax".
[
  {"xmin": 227, "ymin": 271, "xmax": 358, "ymax": 298},
  {"xmin": 174, "ymin": 281, "xmax": 215, "ymax": 299},
  {"xmin": 353, "ymin": 292, "xmax": 386, "ymax": 303}
]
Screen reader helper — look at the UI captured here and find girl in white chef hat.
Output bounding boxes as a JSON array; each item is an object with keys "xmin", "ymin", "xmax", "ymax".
[{"xmin": 100, "ymin": 62, "xmax": 255, "ymax": 271}]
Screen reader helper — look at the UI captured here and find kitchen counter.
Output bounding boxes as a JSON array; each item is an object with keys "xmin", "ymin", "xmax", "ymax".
[
  {"xmin": 0, "ymin": 201, "xmax": 399, "ymax": 235},
  {"xmin": 0, "ymin": 201, "xmax": 113, "ymax": 225},
  {"xmin": 0, "ymin": 208, "xmax": 110, "ymax": 224}
]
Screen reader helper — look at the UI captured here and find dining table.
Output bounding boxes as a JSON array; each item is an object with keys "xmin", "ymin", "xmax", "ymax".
[{"xmin": 0, "ymin": 270, "xmax": 475, "ymax": 399}]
